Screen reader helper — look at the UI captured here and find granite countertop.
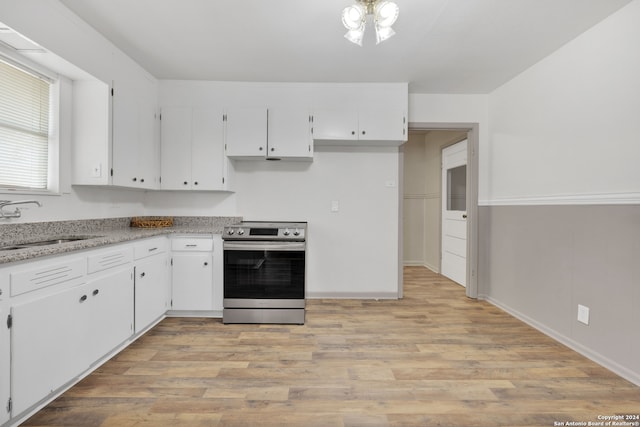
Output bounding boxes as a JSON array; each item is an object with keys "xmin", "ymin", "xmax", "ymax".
[{"xmin": 0, "ymin": 216, "xmax": 242, "ymax": 265}]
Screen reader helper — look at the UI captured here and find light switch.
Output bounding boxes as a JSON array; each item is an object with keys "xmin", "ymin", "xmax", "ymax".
[
  {"xmin": 577, "ymin": 304, "xmax": 590, "ymax": 325},
  {"xmin": 331, "ymin": 200, "xmax": 339, "ymax": 213}
]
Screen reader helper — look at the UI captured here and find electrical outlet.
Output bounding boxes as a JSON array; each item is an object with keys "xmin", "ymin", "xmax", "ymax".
[{"xmin": 577, "ymin": 304, "xmax": 590, "ymax": 325}]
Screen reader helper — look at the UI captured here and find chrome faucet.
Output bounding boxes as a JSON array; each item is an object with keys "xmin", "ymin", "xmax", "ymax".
[{"xmin": 0, "ymin": 200, "xmax": 42, "ymax": 219}]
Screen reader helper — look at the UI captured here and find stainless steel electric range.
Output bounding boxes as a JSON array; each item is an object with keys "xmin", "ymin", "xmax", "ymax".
[{"xmin": 222, "ymin": 221, "xmax": 307, "ymax": 324}]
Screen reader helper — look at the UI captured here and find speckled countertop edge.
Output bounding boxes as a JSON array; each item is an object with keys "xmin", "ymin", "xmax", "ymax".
[{"xmin": 0, "ymin": 216, "xmax": 242, "ymax": 265}]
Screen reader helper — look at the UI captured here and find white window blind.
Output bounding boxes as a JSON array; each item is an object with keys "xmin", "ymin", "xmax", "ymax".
[{"xmin": 0, "ymin": 58, "xmax": 50, "ymax": 190}]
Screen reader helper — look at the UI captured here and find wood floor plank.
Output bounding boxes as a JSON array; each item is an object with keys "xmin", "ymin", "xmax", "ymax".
[{"xmin": 20, "ymin": 266, "xmax": 640, "ymax": 427}]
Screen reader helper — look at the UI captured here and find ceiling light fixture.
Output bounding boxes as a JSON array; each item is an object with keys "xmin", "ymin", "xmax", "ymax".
[{"xmin": 342, "ymin": 0, "xmax": 399, "ymax": 46}]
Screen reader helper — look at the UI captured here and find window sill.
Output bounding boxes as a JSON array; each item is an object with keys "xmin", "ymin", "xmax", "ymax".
[{"xmin": 0, "ymin": 188, "xmax": 62, "ymax": 197}]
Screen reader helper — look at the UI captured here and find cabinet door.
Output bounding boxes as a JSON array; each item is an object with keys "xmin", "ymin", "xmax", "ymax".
[
  {"xmin": 112, "ymin": 75, "xmax": 159, "ymax": 189},
  {"xmin": 85, "ymin": 268, "xmax": 134, "ymax": 363},
  {"xmin": 171, "ymin": 253, "xmax": 213, "ymax": 311},
  {"xmin": 225, "ymin": 107, "xmax": 267, "ymax": 158},
  {"xmin": 312, "ymin": 108, "xmax": 358, "ymax": 141},
  {"xmin": 192, "ymin": 108, "xmax": 226, "ymax": 190},
  {"xmin": 135, "ymin": 256, "xmax": 169, "ymax": 333},
  {"xmin": 358, "ymin": 108, "xmax": 406, "ymax": 141},
  {"xmin": 160, "ymin": 107, "xmax": 192, "ymax": 190},
  {"xmin": 71, "ymin": 80, "xmax": 111, "ymax": 186},
  {"xmin": 137, "ymin": 84, "xmax": 160, "ymax": 189},
  {"xmin": 268, "ymin": 108, "xmax": 313, "ymax": 160},
  {"xmin": 0, "ymin": 302, "xmax": 9, "ymax": 424},
  {"xmin": 11, "ymin": 284, "xmax": 89, "ymax": 416}
]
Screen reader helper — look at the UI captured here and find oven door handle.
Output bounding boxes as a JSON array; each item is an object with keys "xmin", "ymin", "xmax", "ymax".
[{"xmin": 223, "ymin": 241, "xmax": 306, "ymax": 251}]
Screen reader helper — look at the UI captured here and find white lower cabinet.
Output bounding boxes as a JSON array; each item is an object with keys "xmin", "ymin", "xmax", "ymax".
[
  {"xmin": 11, "ymin": 282, "xmax": 90, "ymax": 416},
  {"xmin": 9, "ymin": 263, "xmax": 133, "ymax": 418},
  {"xmin": 84, "ymin": 268, "xmax": 134, "ymax": 364},
  {"xmin": 0, "ymin": 299, "xmax": 10, "ymax": 425},
  {"xmin": 171, "ymin": 236, "xmax": 214, "ymax": 311},
  {"xmin": 135, "ymin": 255, "xmax": 170, "ymax": 333}
]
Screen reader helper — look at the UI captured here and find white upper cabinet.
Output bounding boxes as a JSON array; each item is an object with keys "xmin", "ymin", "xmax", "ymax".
[
  {"xmin": 267, "ymin": 108, "xmax": 313, "ymax": 160},
  {"xmin": 160, "ymin": 107, "xmax": 191, "ymax": 190},
  {"xmin": 312, "ymin": 109, "xmax": 359, "ymax": 141},
  {"xmin": 225, "ymin": 107, "xmax": 312, "ymax": 160},
  {"xmin": 313, "ymin": 107, "xmax": 406, "ymax": 145},
  {"xmin": 192, "ymin": 108, "xmax": 227, "ymax": 189},
  {"xmin": 358, "ymin": 107, "xmax": 407, "ymax": 142},
  {"xmin": 224, "ymin": 107, "xmax": 268, "ymax": 158},
  {"xmin": 71, "ymin": 51, "xmax": 160, "ymax": 189},
  {"xmin": 112, "ymin": 73, "xmax": 159, "ymax": 189},
  {"xmin": 160, "ymin": 107, "xmax": 227, "ymax": 191}
]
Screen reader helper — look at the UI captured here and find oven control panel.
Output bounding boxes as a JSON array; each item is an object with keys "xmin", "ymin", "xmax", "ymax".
[{"xmin": 223, "ymin": 221, "xmax": 306, "ymax": 241}]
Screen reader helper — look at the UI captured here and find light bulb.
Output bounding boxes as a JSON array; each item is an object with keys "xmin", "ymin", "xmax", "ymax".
[
  {"xmin": 375, "ymin": 1, "xmax": 399, "ymax": 28},
  {"xmin": 342, "ymin": 5, "xmax": 366, "ymax": 30}
]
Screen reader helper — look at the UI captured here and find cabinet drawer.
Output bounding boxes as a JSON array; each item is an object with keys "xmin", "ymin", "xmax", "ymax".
[
  {"xmin": 171, "ymin": 237, "xmax": 213, "ymax": 252},
  {"xmin": 87, "ymin": 247, "xmax": 133, "ymax": 274},
  {"xmin": 10, "ymin": 258, "xmax": 85, "ymax": 297},
  {"xmin": 133, "ymin": 237, "xmax": 168, "ymax": 260}
]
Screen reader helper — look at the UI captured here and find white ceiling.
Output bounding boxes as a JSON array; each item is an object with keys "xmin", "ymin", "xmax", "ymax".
[{"xmin": 58, "ymin": 0, "xmax": 632, "ymax": 94}]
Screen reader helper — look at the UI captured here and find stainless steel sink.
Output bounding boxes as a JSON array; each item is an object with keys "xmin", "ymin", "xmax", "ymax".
[{"xmin": 0, "ymin": 236, "xmax": 96, "ymax": 251}]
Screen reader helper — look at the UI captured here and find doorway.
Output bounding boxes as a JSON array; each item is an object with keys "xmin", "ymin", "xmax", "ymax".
[{"xmin": 401, "ymin": 123, "xmax": 479, "ymax": 299}]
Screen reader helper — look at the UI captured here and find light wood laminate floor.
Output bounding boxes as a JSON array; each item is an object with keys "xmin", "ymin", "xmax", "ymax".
[{"xmin": 23, "ymin": 267, "xmax": 640, "ymax": 426}]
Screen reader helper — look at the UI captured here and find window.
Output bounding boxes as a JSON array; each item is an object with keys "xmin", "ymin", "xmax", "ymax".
[{"xmin": 0, "ymin": 58, "xmax": 52, "ymax": 190}]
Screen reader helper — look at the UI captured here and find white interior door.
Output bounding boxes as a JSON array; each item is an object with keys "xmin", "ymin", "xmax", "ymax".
[{"xmin": 441, "ymin": 140, "xmax": 467, "ymax": 287}]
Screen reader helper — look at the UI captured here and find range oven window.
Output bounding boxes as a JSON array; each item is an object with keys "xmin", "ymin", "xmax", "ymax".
[{"xmin": 224, "ymin": 249, "xmax": 305, "ymax": 299}]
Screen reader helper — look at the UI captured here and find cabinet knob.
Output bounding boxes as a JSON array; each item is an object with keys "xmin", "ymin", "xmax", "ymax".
[
  {"xmin": 270, "ymin": 147, "xmax": 275, "ymax": 152},
  {"xmin": 362, "ymin": 130, "xmax": 366, "ymax": 135},
  {"xmin": 140, "ymin": 272, "xmax": 146, "ymax": 278},
  {"xmin": 140, "ymin": 178, "xmax": 145, "ymax": 183},
  {"xmin": 259, "ymin": 146, "xmax": 263, "ymax": 151},
  {"xmin": 92, "ymin": 289, "xmax": 99, "ymax": 296},
  {"xmin": 204, "ymin": 262, "xmax": 208, "ymax": 266},
  {"xmin": 351, "ymin": 131, "xmax": 356, "ymax": 135},
  {"xmin": 194, "ymin": 181, "xmax": 199, "ymax": 186},
  {"xmin": 132, "ymin": 177, "xmax": 137, "ymax": 182},
  {"xmin": 79, "ymin": 295, "xmax": 87, "ymax": 303},
  {"xmin": 183, "ymin": 181, "xmax": 188, "ymax": 185}
]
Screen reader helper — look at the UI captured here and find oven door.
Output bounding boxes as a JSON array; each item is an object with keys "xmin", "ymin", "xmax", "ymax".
[{"xmin": 223, "ymin": 241, "xmax": 305, "ymax": 305}]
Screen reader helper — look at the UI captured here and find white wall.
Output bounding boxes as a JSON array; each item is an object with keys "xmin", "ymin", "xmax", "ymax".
[
  {"xmin": 408, "ymin": 94, "xmax": 489, "ymax": 201},
  {"xmin": 487, "ymin": 0, "xmax": 640, "ymax": 205},
  {"xmin": 232, "ymin": 147, "xmax": 400, "ymax": 297}
]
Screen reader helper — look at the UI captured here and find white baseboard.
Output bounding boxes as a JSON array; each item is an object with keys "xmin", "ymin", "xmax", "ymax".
[
  {"xmin": 485, "ymin": 297, "xmax": 640, "ymax": 387},
  {"xmin": 403, "ymin": 261, "xmax": 439, "ymax": 273},
  {"xmin": 306, "ymin": 292, "xmax": 399, "ymax": 300},
  {"xmin": 166, "ymin": 310, "xmax": 222, "ymax": 318}
]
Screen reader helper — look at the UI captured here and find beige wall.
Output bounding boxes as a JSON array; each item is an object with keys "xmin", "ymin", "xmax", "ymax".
[{"xmin": 403, "ymin": 130, "xmax": 466, "ymax": 271}]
